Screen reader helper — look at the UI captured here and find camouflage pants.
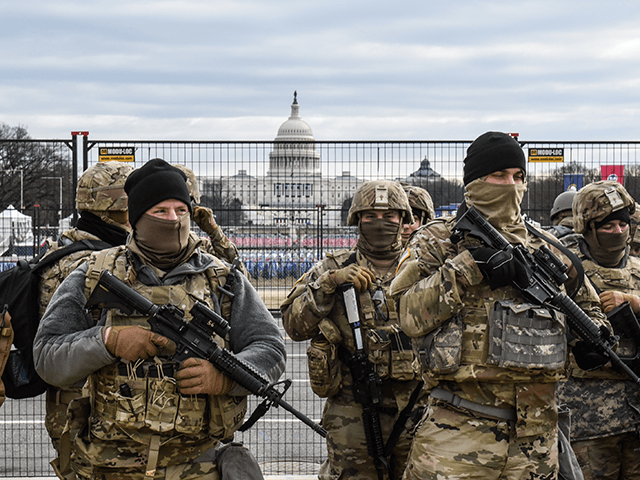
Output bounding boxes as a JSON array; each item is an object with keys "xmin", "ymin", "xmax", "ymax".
[
  {"xmin": 402, "ymin": 403, "xmax": 559, "ymax": 480},
  {"xmin": 572, "ymin": 431, "xmax": 640, "ymax": 480},
  {"xmin": 318, "ymin": 394, "xmax": 423, "ymax": 480}
]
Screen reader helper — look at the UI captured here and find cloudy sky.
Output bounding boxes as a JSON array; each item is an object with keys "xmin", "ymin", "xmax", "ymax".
[{"xmin": 2, "ymin": 1, "xmax": 640, "ymax": 142}]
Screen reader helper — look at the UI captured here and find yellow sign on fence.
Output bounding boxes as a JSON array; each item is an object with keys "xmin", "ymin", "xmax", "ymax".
[
  {"xmin": 99, "ymin": 147, "xmax": 135, "ymax": 162},
  {"xmin": 528, "ymin": 148, "xmax": 564, "ymax": 163}
]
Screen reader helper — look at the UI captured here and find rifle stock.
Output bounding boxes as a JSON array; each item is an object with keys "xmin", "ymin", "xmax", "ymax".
[
  {"xmin": 87, "ymin": 269, "xmax": 327, "ymax": 437},
  {"xmin": 453, "ymin": 206, "xmax": 640, "ymax": 385}
]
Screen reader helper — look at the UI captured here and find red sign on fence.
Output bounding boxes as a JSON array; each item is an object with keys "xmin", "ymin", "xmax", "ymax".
[{"xmin": 601, "ymin": 165, "xmax": 624, "ymax": 184}]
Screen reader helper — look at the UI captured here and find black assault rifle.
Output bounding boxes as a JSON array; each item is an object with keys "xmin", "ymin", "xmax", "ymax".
[
  {"xmin": 86, "ymin": 269, "xmax": 327, "ymax": 437},
  {"xmin": 452, "ymin": 205, "xmax": 640, "ymax": 385},
  {"xmin": 340, "ymin": 284, "xmax": 390, "ymax": 480}
]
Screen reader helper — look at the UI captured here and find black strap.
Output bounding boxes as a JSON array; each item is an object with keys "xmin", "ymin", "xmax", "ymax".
[
  {"xmin": 384, "ymin": 380, "xmax": 424, "ymax": 457},
  {"xmin": 237, "ymin": 399, "xmax": 270, "ymax": 432},
  {"xmin": 31, "ymin": 239, "xmax": 112, "ymax": 274},
  {"xmin": 525, "ymin": 223, "xmax": 584, "ymax": 299}
]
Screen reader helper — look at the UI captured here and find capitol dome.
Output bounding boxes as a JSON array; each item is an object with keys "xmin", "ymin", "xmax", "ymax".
[
  {"xmin": 274, "ymin": 91, "xmax": 315, "ymax": 142},
  {"xmin": 268, "ymin": 92, "xmax": 321, "ymax": 178}
]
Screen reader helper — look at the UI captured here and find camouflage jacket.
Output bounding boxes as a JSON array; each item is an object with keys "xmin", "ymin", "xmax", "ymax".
[
  {"xmin": 390, "ymin": 217, "xmax": 609, "ymax": 437},
  {"xmin": 557, "ymin": 233, "xmax": 640, "ymax": 440},
  {"xmin": 281, "ymin": 248, "xmax": 425, "ymax": 411}
]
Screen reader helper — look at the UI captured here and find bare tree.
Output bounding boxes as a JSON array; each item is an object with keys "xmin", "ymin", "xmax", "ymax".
[{"xmin": 0, "ymin": 124, "xmax": 74, "ymax": 226}]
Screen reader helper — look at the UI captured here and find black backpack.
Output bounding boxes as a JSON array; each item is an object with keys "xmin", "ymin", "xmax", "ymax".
[{"xmin": 0, "ymin": 239, "xmax": 110, "ymax": 399}]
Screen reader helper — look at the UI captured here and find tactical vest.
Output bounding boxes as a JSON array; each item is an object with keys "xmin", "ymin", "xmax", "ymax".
[
  {"xmin": 306, "ymin": 249, "xmax": 417, "ymax": 399},
  {"xmin": 77, "ymin": 246, "xmax": 246, "ymax": 471},
  {"xmin": 413, "ymin": 226, "xmax": 568, "ymax": 384}
]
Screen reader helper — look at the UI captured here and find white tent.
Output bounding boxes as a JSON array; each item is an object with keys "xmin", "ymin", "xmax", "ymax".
[{"xmin": 0, "ymin": 204, "xmax": 34, "ymax": 253}]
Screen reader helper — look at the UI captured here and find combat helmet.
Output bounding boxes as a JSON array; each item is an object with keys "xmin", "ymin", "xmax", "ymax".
[
  {"xmin": 573, "ymin": 180, "xmax": 636, "ymax": 234},
  {"xmin": 76, "ymin": 161, "xmax": 133, "ymax": 212},
  {"xmin": 174, "ymin": 164, "xmax": 201, "ymax": 204},
  {"xmin": 347, "ymin": 180, "xmax": 413, "ymax": 226},
  {"xmin": 402, "ymin": 184, "xmax": 435, "ymax": 224},
  {"xmin": 550, "ymin": 190, "xmax": 577, "ymax": 223}
]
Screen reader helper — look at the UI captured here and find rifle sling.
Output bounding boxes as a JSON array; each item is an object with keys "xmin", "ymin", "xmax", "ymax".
[
  {"xmin": 383, "ymin": 380, "xmax": 424, "ymax": 458},
  {"xmin": 238, "ymin": 398, "xmax": 271, "ymax": 432}
]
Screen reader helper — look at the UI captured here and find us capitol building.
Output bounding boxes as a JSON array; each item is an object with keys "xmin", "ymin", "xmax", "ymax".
[{"xmin": 217, "ymin": 92, "xmax": 364, "ymax": 228}]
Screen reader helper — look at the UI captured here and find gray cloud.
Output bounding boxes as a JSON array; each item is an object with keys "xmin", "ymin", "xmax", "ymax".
[{"xmin": 2, "ymin": 0, "xmax": 640, "ymax": 141}]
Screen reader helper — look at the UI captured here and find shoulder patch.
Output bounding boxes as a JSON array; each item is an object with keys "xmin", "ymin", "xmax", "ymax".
[{"xmin": 397, "ymin": 248, "xmax": 411, "ymax": 270}]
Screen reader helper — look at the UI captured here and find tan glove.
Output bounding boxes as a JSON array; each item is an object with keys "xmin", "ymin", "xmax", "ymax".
[
  {"xmin": 331, "ymin": 264, "xmax": 376, "ymax": 292},
  {"xmin": 193, "ymin": 206, "xmax": 219, "ymax": 237},
  {"xmin": 599, "ymin": 291, "xmax": 640, "ymax": 314},
  {"xmin": 104, "ymin": 326, "xmax": 176, "ymax": 362},
  {"xmin": 175, "ymin": 358, "xmax": 234, "ymax": 395}
]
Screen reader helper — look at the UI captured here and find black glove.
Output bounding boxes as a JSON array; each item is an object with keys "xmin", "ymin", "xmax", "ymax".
[
  {"xmin": 572, "ymin": 341, "xmax": 610, "ymax": 371},
  {"xmin": 469, "ymin": 247, "xmax": 525, "ymax": 290}
]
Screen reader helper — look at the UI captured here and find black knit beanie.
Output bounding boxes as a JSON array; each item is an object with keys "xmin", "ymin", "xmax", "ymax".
[
  {"xmin": 593, "ymin": 207, "xmax": 631, "ymax": 231},
  {"xmin": 463, "ymin": 132, "xmax": 526, "ymax": 185},
  {"xmin": 124, "ymin": 158, "xmax": 192, "ymax": 228}
]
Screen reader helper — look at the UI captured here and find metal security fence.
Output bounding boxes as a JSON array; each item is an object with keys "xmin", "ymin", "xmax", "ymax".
[{"xmin": 3, "ymin": 135, "xmax": 640, "ymax": 476}]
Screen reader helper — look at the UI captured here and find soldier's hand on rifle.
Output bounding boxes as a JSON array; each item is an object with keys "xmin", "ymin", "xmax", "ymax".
[
  {"xmin": 193, "ymin": 206, "xmax": 219, "ymax": 237},
  {"xmin": 331, "ymin": 265, "xmax": 376, "ymax": 292},
  {"xmin": 469, "ymin": 247, "xmax": 526, "ymax": 290},
  {"xmin": 104, "ymin": 326, "xmax": 176, "ymax": 362},
  {"xmin": 175, "ymin": 358, "xmax": 234, "ymax": 395},
  {"xmin": 600, "ymin": 291, "xmax": 640, "ymax": 314}
]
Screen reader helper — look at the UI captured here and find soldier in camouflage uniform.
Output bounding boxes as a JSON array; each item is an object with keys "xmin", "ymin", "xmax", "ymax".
[
  {"xmin": 390, "ymin": 131, "xmax": 610, "ymax": 480},
  {"xmin": 173, "ymin": 164, "xmax": 247, "ymax": 276},
  {"xmin": 547, "ymin": 190, "xmax": 577, "ymax": 239},
  {"xmin": 38, "ymin": 160, "xmax": 134, "ymax": 478},
  {"xmin": 557, "ymin": 180, "xmax": 640, "ymax": 479},
  {"xmin": 34, "ymin": 159, "xmax": 285, "ymax": 480},
  {"xmin": 401, "ymin": 184, "xmax": 435, "ymax": 246},
  {"xmin": 281, "ymin": 180, "xmax": 428, "ymax": 480}
]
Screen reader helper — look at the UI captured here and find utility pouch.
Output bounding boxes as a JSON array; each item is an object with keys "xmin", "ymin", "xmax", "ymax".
[
  {"xmin": 367, "ymin": 329, "xmax": 391, "ymax": 379},
  {"xmin": 111, "ymin": 374, "xmax": 146, "ymax": 429},
  {"xmin": 175, "ymin": 394, "xmax": 208, "ymax": 434},
  {"xmin": 145, "ymin": 376, "xmax": 179, "ymax": 432},
  {"xmin": 390, "ymin": 330, "xmax": 416, "ymax": 381},
  {"xmin": 307, "ymin": 334, "xmax": 342, "ymax": 398},
  {"xmin": 487, "ymin": 300, "xmax": 566, "ymax": 371},
  {"xmin": 413, "ymin": 315, "xmax": 463, "ymax": 374}
]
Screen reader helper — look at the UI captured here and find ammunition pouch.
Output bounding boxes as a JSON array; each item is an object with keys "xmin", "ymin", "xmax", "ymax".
[
  {"xmin": 307, "ymin": 334, "xmax": 342, "ymax": 398},
  {"xmin": 487, "ymin": 300, "xmax": 566, "ymax": 371},
  {"xmin": 367, "ymin": 327, "xmax": 416, "ymax": 380},
  {"xmin": 91, "ymin": 359, "xmax": 247, "ymax": 445}
]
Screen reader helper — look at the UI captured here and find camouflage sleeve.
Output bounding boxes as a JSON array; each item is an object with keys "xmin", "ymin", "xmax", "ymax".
[
  {"xmin": 391, "ymin": 223, "xmax": 484, "ymax": 338},
  {"xmin": 280, "ymin": 260, "xmax": 339, "ymax": 341},
  {"xmin": 198, "ymin": 235, "xmax": 248, "ymax": 277},
  {"xmin": 206, "ymin": 224, "xmax": 242, "ymax": 265}
]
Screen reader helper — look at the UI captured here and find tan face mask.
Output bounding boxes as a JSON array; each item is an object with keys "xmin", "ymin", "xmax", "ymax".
[
  {"xmin": 464, "ymin": 178, "xmax": 528, "ymax": 245},
  {"xmin": 134, "ymin": 212, "xmax": 191, "ymax": 258},
  {"xmin": 357, "ymin": 217, "xmax": 403, "ymax": 262},
  {"xmin": 585, "ymin": 227, "xmax": 630, "ymax": 267}
]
